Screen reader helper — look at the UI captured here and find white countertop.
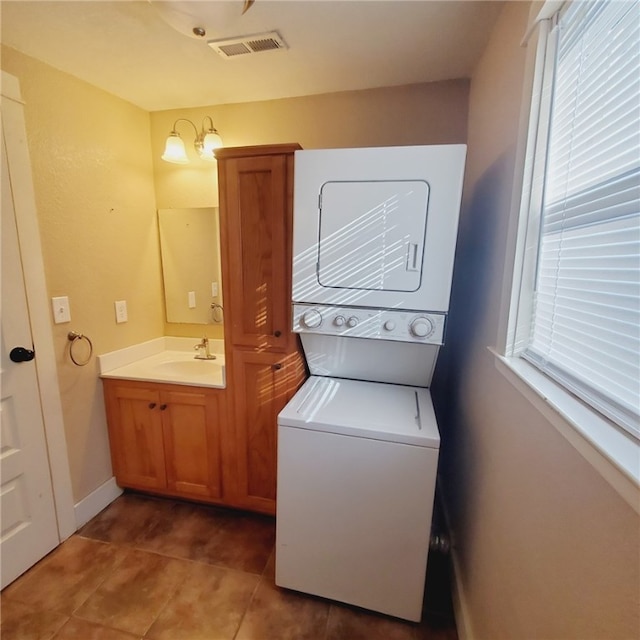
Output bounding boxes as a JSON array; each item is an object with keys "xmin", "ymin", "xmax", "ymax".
[{"xmin": 98, "ymin": 337, "xmax": 225, "ymax": 389}]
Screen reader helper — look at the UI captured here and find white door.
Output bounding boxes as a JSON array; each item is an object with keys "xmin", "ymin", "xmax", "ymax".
[
  {"xmin": 317, "ymin": 180, "xmax": 429, "ymax": 291},
  {"xmin": 1, "ymin": 129, "xmax": 59, "ymax": 588}
]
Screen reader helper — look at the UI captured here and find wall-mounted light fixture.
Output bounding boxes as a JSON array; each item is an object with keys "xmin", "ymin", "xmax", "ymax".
[{"xmin": 161, "ymin": 116, "xmax": 223, "ymax": 164}]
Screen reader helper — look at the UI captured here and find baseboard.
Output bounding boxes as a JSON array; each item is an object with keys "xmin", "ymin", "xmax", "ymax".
[
  {"xmin": 74, "ymin": 477, "xmax": 123, "ymax": 529},
  {"xmin": 449, "ymin": 544, "xmax": 474, "ymax": 640},
  {"xmin": 435, "ymin": 481, "xmax": 475, "ymax": 640}
]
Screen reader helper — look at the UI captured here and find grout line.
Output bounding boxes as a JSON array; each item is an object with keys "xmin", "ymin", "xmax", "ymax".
[
  {"xmin": 139, "ymin": 558, "xmax": 193, "ymax": 639},
  {"xmin": 231, "ymin": 546, "xmax": 274, "ymax": 640}
]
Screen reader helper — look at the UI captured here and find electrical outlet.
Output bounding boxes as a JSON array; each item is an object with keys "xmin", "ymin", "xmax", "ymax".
[
  {"xmin": 188, "ymin": 291, "xmax": 196, "ymax": 308},
  {"xmin": 51, "ymin": 296, "xmax": 71, "ymax": 324},
  {"xmin": 115, "ymin": 300, "xmax": 128, "ymax": 323}
]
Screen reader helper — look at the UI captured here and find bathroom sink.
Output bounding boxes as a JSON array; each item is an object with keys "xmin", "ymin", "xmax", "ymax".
[{"xmin": 155, "ymin": 358, "xmax": 222, "ymax": 378}]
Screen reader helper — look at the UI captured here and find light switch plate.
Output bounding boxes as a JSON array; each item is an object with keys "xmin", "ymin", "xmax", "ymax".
[
  {"xmin": 52, "ymin": 296, "xmax": 71, "ymax": 324},
  {"xmin": 211, "ymin": 282, "xmax": 219, "ymax": 298},
  {"xmin": 115, "ymin": 300, "xmax": 128, "ymax": 323},
  {"xmin": 188, "ymin": 291, "xmax": 196, "ymax": 308}
]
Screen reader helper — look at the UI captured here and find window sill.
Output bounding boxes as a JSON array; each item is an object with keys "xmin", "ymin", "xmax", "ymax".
[{"xmin": 491, "ymin": 347, "xmax": 640, "ymax": 514}]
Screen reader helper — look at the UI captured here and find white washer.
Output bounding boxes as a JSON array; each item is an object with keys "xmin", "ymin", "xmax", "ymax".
[{"xmin": 276, "ymin": 376, "xmax": 440, "ymax": 622}]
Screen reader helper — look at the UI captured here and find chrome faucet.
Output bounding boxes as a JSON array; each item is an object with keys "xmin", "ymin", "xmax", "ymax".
[{"xmin": 194, "ymin": 336, "xmax": 216, "ymax": 360}]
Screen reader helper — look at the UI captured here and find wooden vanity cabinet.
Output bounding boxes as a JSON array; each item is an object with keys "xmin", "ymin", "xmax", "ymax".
[
  {"xmin": 103, "ymin": 379, "xmax": 227, "ymax": 503},
  {"xmin": 217, "ymin": 144, "xmax": 307, "ymax": 515},
  {"xmin": 103, "ymin": 144, "xmax": 306, "ymax": 514}
]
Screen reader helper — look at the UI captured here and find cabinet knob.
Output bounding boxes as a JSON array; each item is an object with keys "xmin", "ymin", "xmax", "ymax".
[
  {"xmin": 148, "ymin": 402, "xmax": 157, "ymax": 409},
  {"xmin": 274, "ymin": 330, "xmax": 282, "ymax": 337},
  {"xmin": 160, "ymin": 404, "xmax": 168, "ymax": 411},
  {"xmin": 272, "ymin": 363, "xmax": 282, "ymax": 371}
]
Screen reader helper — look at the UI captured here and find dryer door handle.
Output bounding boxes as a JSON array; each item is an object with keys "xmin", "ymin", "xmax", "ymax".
[{"xmin": 406, "ymin": 242, "xmax": 419, "ymax": 272}]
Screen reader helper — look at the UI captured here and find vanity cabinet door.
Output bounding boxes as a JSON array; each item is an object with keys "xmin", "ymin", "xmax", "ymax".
[
  {"xmin": 231, "ymin": 348, "xmax": 306, "ymax": 514},
  {"xmin": 103, "ymin": 380, "xmax": 167, "ymax": 491},
  {"xmin": 161, "ymin": 388, "xmax": 226, "ymax": 500},
  {"xmin": 218, "ymin": 146, "xmax": 299, "ymax": 353}
]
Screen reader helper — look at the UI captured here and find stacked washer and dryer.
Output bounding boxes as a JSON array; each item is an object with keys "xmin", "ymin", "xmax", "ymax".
[{"xmin": 275, "ymin": 145, "xmax": 466, "ymax": 622}]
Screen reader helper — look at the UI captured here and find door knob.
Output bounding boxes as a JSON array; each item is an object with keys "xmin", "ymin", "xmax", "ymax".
[{"xmin": 10, "ymin": 346, "xmax": 35, "ymax": 363}]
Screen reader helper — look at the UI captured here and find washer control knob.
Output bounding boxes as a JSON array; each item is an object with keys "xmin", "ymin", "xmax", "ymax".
[
  {"xmin": 383, "ymin": 320, "xmax": 396, "ymax": 332},
  {"xmin": 410, "ymin": 317, "xmax": 434, "ymax": 338},
  {"xmin": 347, "ymin": 316, "xmax": 359, "ymax": 328},
  {"xmin": 334, "ymin": 315, "xmax": 346, "ymax": 327},
  {"xmin": 301, "ymin": 309, "xmax": 323, "ymax": 329}
]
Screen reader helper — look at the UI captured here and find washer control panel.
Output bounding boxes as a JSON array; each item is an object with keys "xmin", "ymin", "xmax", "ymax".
[{"xmin": 294, "ymin": 304, "xmax": 446, "ymax": 345}]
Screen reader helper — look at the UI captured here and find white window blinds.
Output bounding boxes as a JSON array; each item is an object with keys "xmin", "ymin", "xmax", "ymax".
[{"xmin": 525, "ymin": 0, "xmax": 640, "ymax": 438}]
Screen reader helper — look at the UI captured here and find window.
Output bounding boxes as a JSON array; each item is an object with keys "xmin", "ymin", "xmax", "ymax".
[{"xmin": 511, "ymin": 0, "xmax": 640, "ymax": 440}]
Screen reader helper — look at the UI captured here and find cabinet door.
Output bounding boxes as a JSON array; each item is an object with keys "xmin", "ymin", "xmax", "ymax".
[
  {"xmin": 220, "ymin": 153, "xmax": 291, "ymax": 352},
  {"xmin": 232, "ymin": 348, "xmax": 306, "ymax": 514},
  {"xmin": 161, "ymin": 388, "xmax": 225, "ymax": 499},
  {"xmin": 103, "ymin": 381, "xmax": 166, "ymax": 490}
]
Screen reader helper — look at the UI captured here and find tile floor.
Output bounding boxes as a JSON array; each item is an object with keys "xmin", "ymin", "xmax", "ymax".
[{"xmin": 1, "ymin": 492, "xmax": 458, "ymax": 640}]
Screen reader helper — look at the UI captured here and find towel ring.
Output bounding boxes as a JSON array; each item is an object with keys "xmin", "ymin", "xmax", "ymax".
[{"xmin": 67, "ymin": 331, "xmax": 93, "ymax": 367}]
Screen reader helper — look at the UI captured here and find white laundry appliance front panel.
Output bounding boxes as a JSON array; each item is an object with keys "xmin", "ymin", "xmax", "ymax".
[{"xmin": 292, "ymin": 144, "xmax": 466, "ymax": 313}]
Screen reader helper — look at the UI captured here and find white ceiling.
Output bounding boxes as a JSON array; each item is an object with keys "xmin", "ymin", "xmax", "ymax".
[{"xmin": 1, "ymin": 0, "xmax": 504, "ymax": 112}]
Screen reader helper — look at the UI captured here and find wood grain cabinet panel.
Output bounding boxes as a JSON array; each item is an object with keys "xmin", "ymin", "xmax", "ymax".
[
  {"xmin": 232, "ymin": 349, "xmax": 306, "ymax": 514},
  {"xmin": 162, "ymin": 389, "xmax": 225, "ymax": 500},
  {"xmin": 103, "ymin": 381, "xmax": 167, "ymax": 491},
  {"xmin": 218, "ymin": 146, "xmax": 298, "ymax": 354},
  {"xmin": 103, "ymin": 379, "xmax": 227, "ymax": 503}
]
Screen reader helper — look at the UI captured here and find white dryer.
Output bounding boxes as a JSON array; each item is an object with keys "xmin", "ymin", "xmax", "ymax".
[
  {"xmin": 292, "ymin": 144, "xmax": 466, "ymax": 314},
  {"xmin": 291, "ymin": 144, "xmax": 466, "ymax": 387}
]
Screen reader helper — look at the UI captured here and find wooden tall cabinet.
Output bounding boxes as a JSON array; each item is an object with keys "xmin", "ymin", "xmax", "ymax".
[{"xmin": 217, "ymin": 144, "xmax": 307, "ymax": 515}]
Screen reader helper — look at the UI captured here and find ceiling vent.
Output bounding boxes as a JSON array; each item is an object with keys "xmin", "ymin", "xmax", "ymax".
[{"xmin": 208, "ymin": 31, "xmax": 288, "ymax": 59}]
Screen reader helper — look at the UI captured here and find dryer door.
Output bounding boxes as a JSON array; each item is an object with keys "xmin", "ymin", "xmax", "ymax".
[{"xmin": 317, "ymin": 180, "xmax": 429, "ymax": 292}]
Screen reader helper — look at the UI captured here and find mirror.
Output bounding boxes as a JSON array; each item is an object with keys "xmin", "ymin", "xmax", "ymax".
[{"xmin": 158, "ymin": 207, "xmax": 223, "ymax": 324}]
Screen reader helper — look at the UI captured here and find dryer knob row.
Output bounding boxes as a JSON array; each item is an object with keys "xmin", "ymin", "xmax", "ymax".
[{"xmin": 409, "ymin": 317, "xmax": 435, "ymax": 338}]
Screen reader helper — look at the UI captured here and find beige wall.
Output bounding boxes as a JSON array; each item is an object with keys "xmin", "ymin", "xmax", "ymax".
[
  {"xmin": 431, "ymin": 4, "xmax": 640, "ymax": 638},
  {"xmin": 152, "ymin": 80, "xmax": 469, "ymax": 338},
  {"xmin": 2, "ymin": 46, "xmax": 164, "ymax": 502}
]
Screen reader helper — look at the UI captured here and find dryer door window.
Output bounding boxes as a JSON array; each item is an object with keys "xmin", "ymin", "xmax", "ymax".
[{"xmin": 317, "ymin": 180, "xmax": 429, "ymax": 292}]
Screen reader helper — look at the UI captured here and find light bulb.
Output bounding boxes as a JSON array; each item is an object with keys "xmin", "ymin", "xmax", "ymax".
[
  {"xmin": 161, "ymin": 133, "xmax": 188, "ymax": 164},
  {"xmin": 201, "ymin": 130, "xmax": 223, "ymax": 157}
]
